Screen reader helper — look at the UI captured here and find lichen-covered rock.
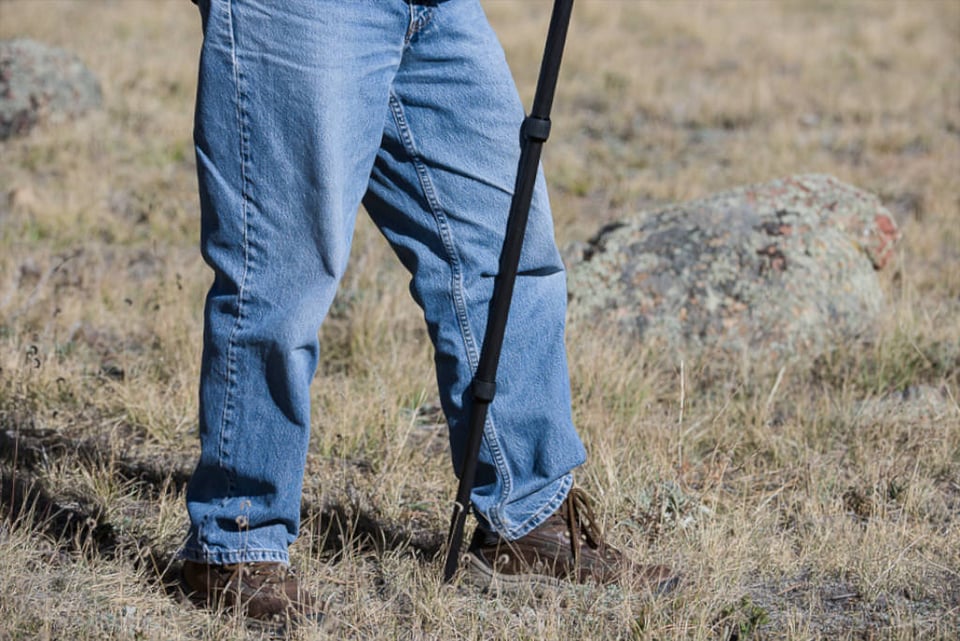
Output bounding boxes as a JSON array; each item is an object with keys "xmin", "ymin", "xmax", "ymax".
[
  {"xmin": 566, "ymin": 175, "xmax": 901, "ymax": 361},
  {"xmin": 0, "ymin": 38, "xmax": 102, "ymax": 140}
]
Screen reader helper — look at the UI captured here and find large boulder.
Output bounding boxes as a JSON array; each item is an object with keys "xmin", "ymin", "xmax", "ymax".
[
  {"xmin": 0, "ymin": 38, "xmax": 102, "ymax": 140},
  {"xmin": 566, "ymin": 174, "xmax": 901, "ymax": 361}
]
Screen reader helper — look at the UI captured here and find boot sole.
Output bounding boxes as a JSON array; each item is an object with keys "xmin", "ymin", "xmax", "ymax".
[{"xmin": 463, "ymin": 551, "xmax": 565, "ymax": 592}]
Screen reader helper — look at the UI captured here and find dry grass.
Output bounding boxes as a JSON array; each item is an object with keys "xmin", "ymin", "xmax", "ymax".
[{"xmin": 1, "ymin": 1, "xmax": 958, "ymax": 639}]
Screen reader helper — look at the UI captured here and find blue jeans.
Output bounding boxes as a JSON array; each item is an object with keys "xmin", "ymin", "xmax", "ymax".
[{"xmin": 183, "ymin": 0, "xmax": 586, "ymax": 565}]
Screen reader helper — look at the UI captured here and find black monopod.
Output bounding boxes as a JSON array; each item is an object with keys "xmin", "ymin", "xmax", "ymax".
[{"xmin": 443, "ymin": 0, "xmax": 576, "ymax": 583}]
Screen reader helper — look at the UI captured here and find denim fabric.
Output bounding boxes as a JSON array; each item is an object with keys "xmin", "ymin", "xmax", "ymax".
[{"xmin": 183, "ymin": 0, "xmax": 586, "ymax": 565}]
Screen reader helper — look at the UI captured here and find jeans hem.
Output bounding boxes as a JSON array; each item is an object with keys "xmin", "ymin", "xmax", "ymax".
[
  {"xmin": 178, "ymin": 546, "xmax": 290, "ymax": 566},
  {"xmin": 499, "ymin": 472, "xmax": 574, "ymax": 542}
]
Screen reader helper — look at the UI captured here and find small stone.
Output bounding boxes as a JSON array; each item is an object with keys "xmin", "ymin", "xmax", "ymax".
[{"xmin": 0, "ymin": 38, "xmax": 102, "ymax": 140}]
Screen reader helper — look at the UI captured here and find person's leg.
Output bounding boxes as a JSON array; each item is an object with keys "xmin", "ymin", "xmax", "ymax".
[
  {"xmin": 183, "ymin": 0, "xmax": 409, "ymax": 566},
  {"xmin": 362, "ymin": 0, "xmax": 586, "ymax": 542}
]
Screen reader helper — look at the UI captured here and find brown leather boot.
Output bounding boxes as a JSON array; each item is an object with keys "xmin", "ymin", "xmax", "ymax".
[
  {"xmin": 465, "ymin": 487, "xmax": 678, "ymax": 593},
  {"xmin": 181, "ymin": 560, "xmax": 321, "ymax": 624}
]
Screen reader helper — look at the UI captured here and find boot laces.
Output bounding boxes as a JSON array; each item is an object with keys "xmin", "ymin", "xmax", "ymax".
[{"xmin": 564, "ymin": 487, "xmax": 606, "ymax": 565}]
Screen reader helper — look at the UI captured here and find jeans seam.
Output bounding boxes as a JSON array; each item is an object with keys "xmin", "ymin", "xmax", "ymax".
[
  {"xmin": 386, "ymin": 92, "xmax": 514, "ymax": 522},
  {"xmin": 404, "ymin": 4, "xmax": 433, "ymax": 46},
  {"xmin": 216, "ymin": 0, "xmax": 251, "ymax": 492},
  {"xmin": 387, "ymin": 94, "xmax": 477, "ymax": 371}
]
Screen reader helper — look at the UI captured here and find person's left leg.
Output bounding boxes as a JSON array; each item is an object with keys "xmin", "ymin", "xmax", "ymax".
[
  {"xmin": 362, "ymin": 1, "xmax": 678, "ymax": 591},
  {"xmin": 361, "ymin": 0, "xmax": 585, "ymax": 542}
]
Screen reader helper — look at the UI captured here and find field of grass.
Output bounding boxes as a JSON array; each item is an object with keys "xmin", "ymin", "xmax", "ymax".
[{"xmin": 1, "ymin": 1, "xmax": 958, "ymax": 639}]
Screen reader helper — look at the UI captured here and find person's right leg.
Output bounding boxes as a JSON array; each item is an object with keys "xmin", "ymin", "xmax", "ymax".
[{"xmin": 182, "ymin": 0, "xmax": 410, "ymax": 619}]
